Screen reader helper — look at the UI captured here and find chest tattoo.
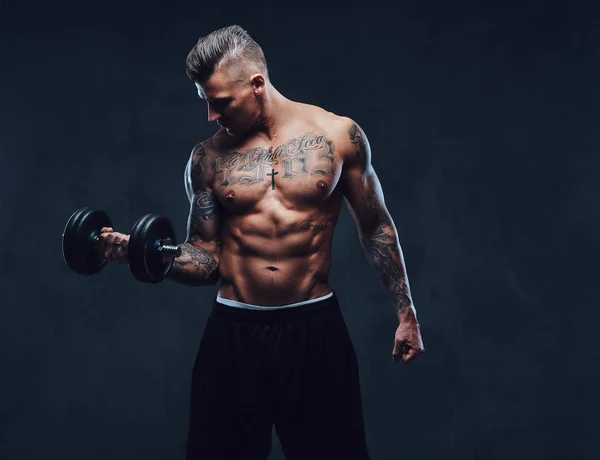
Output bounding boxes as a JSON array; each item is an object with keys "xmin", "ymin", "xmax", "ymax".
[{"xmin": 215, "ymin": 132, "xmax": 335, "ymax": 189}]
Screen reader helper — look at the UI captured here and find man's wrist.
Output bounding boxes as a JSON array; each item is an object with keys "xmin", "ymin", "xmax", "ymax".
[{"xmin": 396, "ymin": 304, "xmax": 418, "ymax": 323}]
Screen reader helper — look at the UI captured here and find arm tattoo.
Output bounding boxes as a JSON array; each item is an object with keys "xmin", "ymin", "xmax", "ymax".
[
  {"xmin": 349, "ymin": 123, "xmax": 367, "ymax": 162},
  {"xmin": 360, "ymin": 178, "xmax": 383, "ymax": 225},
  {"xmin": 189, "ymin": 143, "xmax": 217, "ymax": 235},
  {"xmin": 167, "ymin": 141, "xmax": 220, "ymax": 286},
  {"xmin": 167, "ymin": 243, "xmax": 218, "ymax": 285},
  {"xmin": 191, "ymin": 192, "xmax": 216, "ymax": 223},
  {"xmin": 357, "ymin": 176, "xmax": 414, "ymax": 319},
  {"xmin": 360, "ymin": 215, "xmax": 414, "ymax": 320},
  {"xmin": 347, "ymin": 121, "xmax": 413, "ymax": 318}
]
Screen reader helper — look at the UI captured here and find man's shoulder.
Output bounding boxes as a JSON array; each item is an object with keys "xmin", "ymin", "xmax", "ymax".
[
  {"xmin": 298, "ymin": 104, "xmax": 359, "ymax": 160},
  {"xmin": 188, "ymin": 134, "xmax": 222, "ymax": 165},
  {"xmin": 297, "ymin": 102, "xmax": 353, "ymax": 130}
]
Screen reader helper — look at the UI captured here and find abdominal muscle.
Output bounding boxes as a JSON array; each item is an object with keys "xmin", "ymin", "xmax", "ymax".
[{"xmin": 216, "ymin": 218, "xmax": 335, "ymax": 306}]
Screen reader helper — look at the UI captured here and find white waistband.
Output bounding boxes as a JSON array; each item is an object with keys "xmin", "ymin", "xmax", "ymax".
[{"xmin": 216, "ymin": 291, "xmax": 334, "ymax": 310}]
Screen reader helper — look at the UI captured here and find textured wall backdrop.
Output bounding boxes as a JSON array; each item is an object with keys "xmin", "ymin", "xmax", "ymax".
[{"xmin": 1, "ymin": 1, "xmax": 598, "ymax": 459}]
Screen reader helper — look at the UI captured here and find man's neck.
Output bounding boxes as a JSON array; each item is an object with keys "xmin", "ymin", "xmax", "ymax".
[{"xmin": 254, "ymin": 88, "xmax": 292, "ymax": 142}]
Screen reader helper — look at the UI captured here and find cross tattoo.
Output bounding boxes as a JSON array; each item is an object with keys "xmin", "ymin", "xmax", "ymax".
[{"xmin": 267, "ymin": 168, "xmax": 278, "ymax": 190}]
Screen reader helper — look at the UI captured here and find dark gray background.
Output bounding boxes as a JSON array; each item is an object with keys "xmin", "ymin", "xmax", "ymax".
[{"xmin": 1, "ymin": 0, "xmax": 598, "ymax": 459}]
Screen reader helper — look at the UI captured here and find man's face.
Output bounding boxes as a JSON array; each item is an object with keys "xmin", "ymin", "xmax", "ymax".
[{"xmin": 195, "ymin": 68, "xmax": 260, "ymax": 135}]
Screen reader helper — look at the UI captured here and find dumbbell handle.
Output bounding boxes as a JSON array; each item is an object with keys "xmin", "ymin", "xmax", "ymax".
[
  {"xmin": 157, "ymin": 244, "xmax": 182, "ymax": 258},
  {"xmin": 90, "ymin": 234, "xmax": 182, "ymax": 259}
]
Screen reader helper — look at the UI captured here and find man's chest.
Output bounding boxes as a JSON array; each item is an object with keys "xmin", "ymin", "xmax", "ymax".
[{"xmin": 210, "ymin": 131, "xmax": 343, "ymax": 211}]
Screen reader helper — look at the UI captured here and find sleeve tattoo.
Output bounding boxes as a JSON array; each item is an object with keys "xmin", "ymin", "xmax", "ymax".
[
  {"xmin": 167, "ymin": 143, "xmax": 220, "ymax": 285},
  {"xmin": 348, "ymin": 123, "xmax": 414, "ymax": 319}
]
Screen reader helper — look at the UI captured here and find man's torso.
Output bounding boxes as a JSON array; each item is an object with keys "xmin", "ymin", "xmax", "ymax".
[{"xmin": 203, "ymin": 103, "xmax": 351, "ymax": 306}]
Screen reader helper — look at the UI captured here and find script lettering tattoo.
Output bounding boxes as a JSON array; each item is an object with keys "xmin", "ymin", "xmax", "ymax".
[
  {"xmin": 300, "ymin": 219, "xmax": 329, "ymax": 233},
  {"xmin": 215, "ymin": 146, "xmax": 267, "ymax": 187},
  {"xmin": 215, "ymin": 133, "xmax": 335, "ymax": 188},
  {"xmin": 349, "ymin": 123, "xmax": 367, "ymax": 162}
]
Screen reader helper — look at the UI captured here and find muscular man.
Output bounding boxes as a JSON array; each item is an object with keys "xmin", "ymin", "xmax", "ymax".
[{"xmin": 99, "ymin": 25, "xmax": 424, "ymax": 460}]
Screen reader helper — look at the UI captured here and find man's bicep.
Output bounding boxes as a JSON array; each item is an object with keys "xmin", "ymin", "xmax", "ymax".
[
  {"xmin": 342, "ymin": 165, "xmax": 389, "ymax": 235},
  {"xmin": 184, "ymin": 143, "xmax": 221, "ymax": 246},
  {"xmin": 340, "ymin": 119, "xmax": 389, "ymax": 234},
  {"xmin": 186, "ymin": 189, "xmax": 220, "ymax": 243}
]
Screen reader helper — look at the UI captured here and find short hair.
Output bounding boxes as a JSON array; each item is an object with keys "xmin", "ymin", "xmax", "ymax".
[{"xmin": 185, "ymin": 25, "xmax": 269, "ymax": 84}]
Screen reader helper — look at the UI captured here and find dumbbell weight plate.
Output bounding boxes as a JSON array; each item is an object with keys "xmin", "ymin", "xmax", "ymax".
[
  {"xmin": 128, "ymin": 214, "xmax": 177, "ymax": 283},
  {"xmin": 62, "ymin": 207, "xmax": 112, "ymax": 275}
]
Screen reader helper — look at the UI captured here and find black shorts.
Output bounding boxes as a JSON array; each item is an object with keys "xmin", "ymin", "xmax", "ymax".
[{"xmin": 185, "ymin": 292, "xmax": 371, "ymax": 460}]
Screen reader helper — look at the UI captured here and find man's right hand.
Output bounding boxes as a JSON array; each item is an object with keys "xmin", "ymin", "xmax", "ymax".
[{"xmin": 98, "ymin": 227, "xmax": 130, "ymax": 264}]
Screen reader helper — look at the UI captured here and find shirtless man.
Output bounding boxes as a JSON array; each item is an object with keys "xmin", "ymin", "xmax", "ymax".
[{"xmin": 99, "ymin": 25, "xmax": 424, "ymax": 460}]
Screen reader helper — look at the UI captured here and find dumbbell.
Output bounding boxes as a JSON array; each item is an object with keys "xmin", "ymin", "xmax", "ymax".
[{"xmin": 61, "ymin": 207, "xmax": 182, "ymax": 283}]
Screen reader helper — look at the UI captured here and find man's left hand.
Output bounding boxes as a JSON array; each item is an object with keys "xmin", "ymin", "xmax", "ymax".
[{"xmin": 392, "ymin": 314, "xmax": 425, "ymax": 364}]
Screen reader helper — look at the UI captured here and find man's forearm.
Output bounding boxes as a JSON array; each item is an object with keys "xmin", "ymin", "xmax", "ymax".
[
  {"xmin": 166, "ymin": 242, "xmax": 219, "ymax": 286},
  {"xmin": 359, "ymin": 214, "xmax": 416, "ymax": 322}
]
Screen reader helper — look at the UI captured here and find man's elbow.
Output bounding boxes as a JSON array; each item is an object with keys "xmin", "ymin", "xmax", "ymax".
[
  {"xmin": 204, "ymin": 250, "xmax": 221, "ymax": 285},
  {"xmin": 358, "ymin": 212, "xmax": 395, "ymax": 237},
  {"xmin": 201, "ymin": 248, "xmax": 221, "ymax": 285}
]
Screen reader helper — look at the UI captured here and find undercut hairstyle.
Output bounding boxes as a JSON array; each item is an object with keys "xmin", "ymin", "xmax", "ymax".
[{"xmin": 185, "ymin": 25, "xmax": 269, "ymax": 84}]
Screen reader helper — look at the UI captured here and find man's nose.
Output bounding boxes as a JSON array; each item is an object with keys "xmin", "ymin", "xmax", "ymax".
[{"xmin": 208, "ymin": 107, "xmax": 220, "ymax": 123}]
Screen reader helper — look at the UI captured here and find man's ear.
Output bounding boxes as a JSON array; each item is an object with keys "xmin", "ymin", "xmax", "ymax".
[{"xmin": 250, "ymin": 73, "xmax": 265, "ymax": 94}]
